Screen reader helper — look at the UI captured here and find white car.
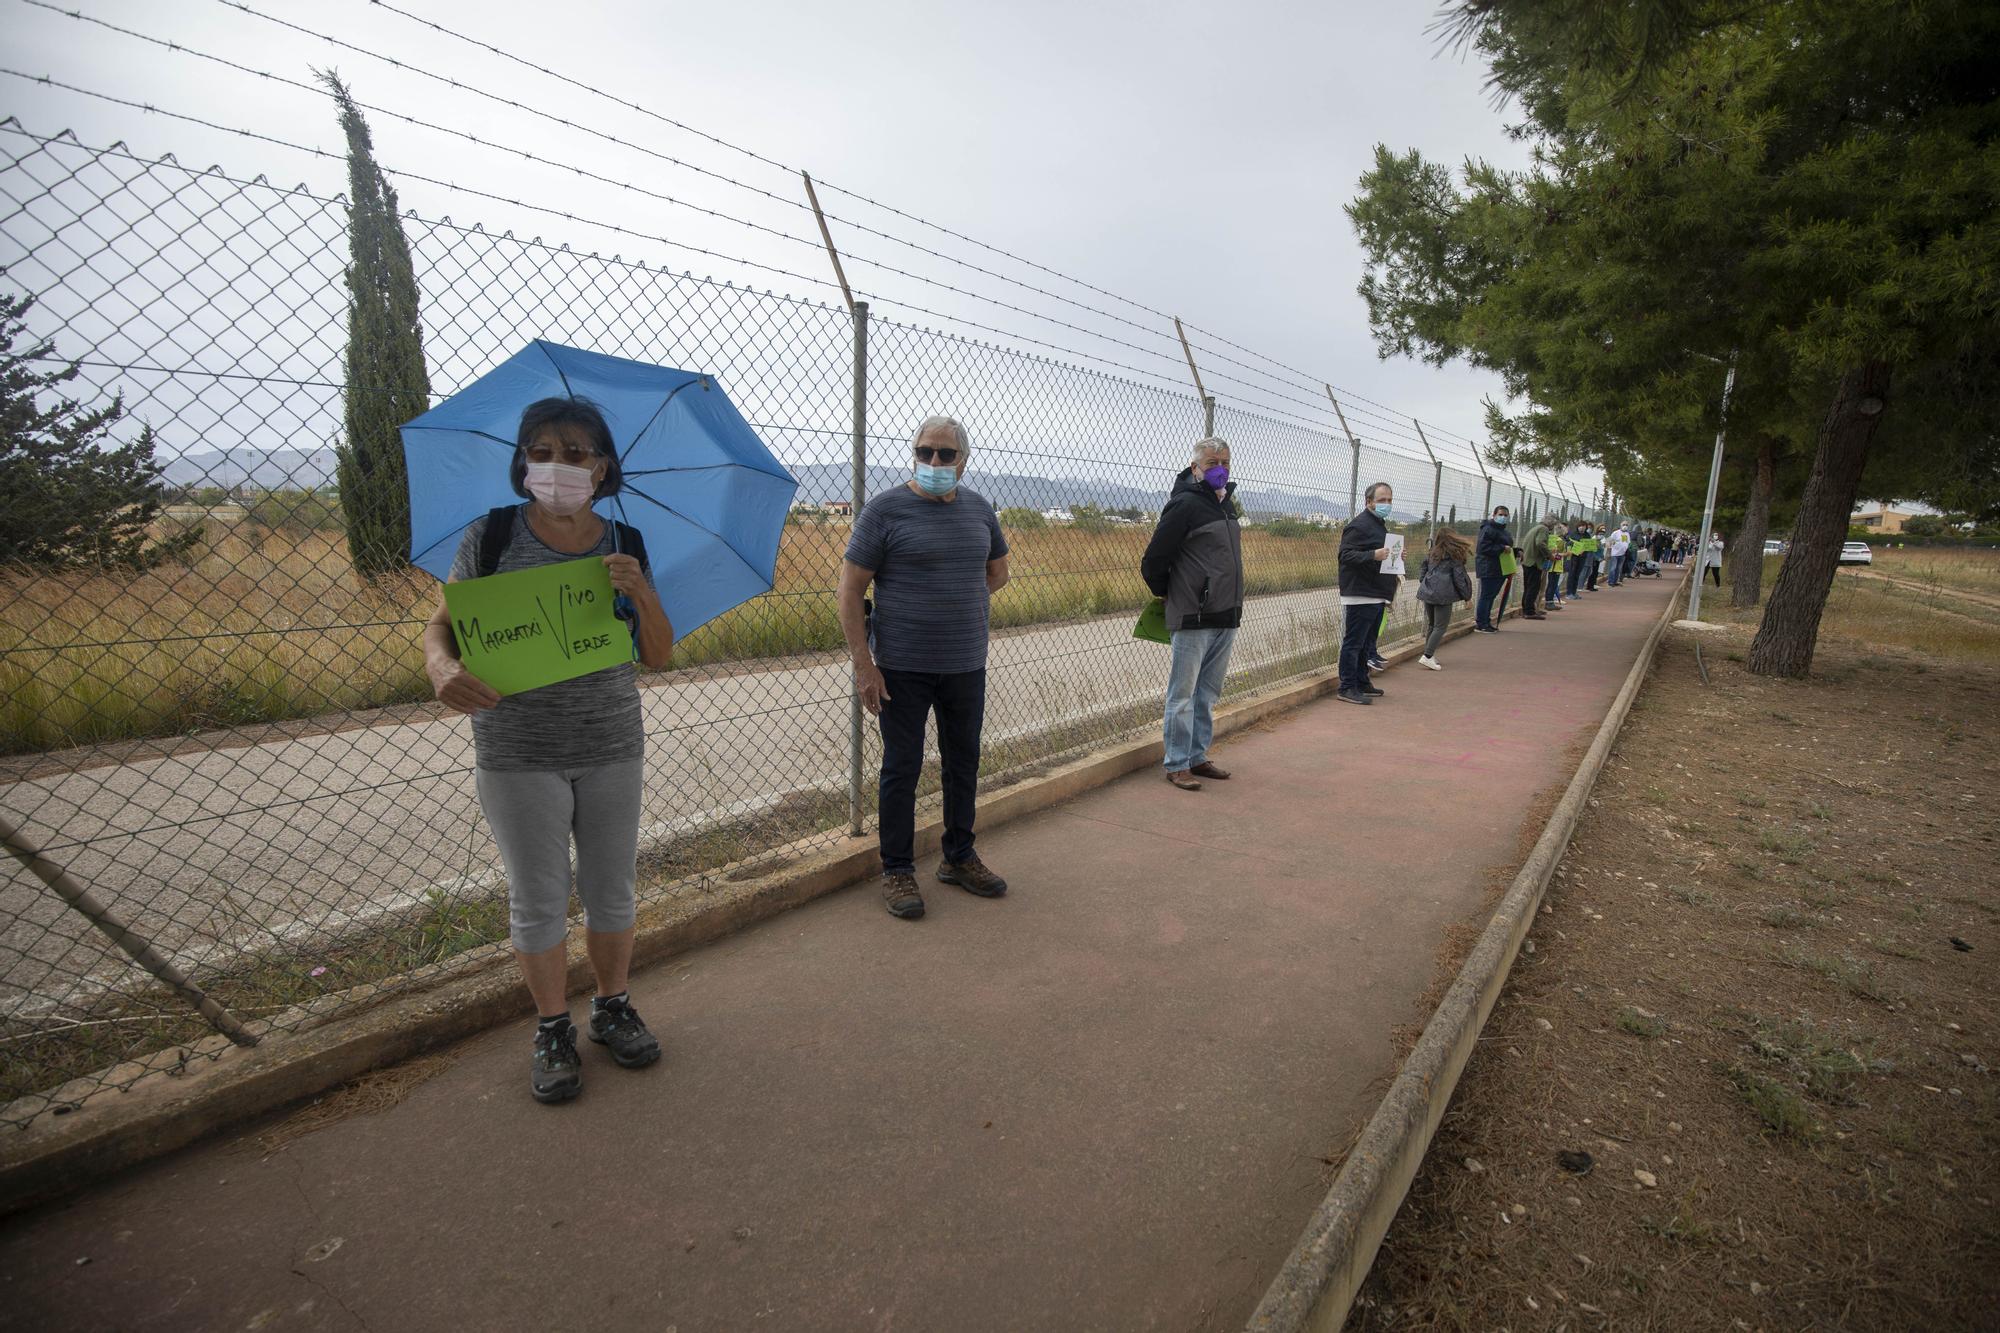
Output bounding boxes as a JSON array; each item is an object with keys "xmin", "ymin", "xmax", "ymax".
[
  {"xmin": 1840, "ymin": 541, "xmax": 1874, "ymax": 565},
  {"xmin": 1763, "ymin": 539, "xmax": 1786, "ymax": 555}
]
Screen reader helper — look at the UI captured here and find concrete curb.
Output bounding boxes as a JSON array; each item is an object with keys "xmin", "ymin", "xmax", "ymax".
[
  {"xmin": 1244, "ymin": 577, "xmax": 1684, "ymax": 1333},
  {"xmin": 0, "ymin": 610, "xmax": 1496, "ymax": 1215}
]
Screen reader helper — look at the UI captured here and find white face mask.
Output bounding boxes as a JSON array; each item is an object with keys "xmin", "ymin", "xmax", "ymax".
[{"xmin": 524, "ymin": 461, "xmax": 598, "ymax": 515}]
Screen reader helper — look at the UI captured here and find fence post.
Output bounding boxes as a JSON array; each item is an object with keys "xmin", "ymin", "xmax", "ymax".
[
  {"xmin": 1468, "ymin": 438, "xmax": 1494, "ymax": 518},
  {"xmin": 1202, "ymin": 395, "xmax": 1216, "ymax": 438},
  {"xmin": 1, "ymin": 814, "xmax": 259, "ymax": 1048},
  {"xmin": 847, "ymin": 300, "xmax": 869, "ymax": 837},
  {"xmin": 1325, "ymin": 388, "xmax": 1360, "ymax": 521},
  {"xmin": 1412, "ymin": 419, "xmax": 1441, "ymax": 544}
]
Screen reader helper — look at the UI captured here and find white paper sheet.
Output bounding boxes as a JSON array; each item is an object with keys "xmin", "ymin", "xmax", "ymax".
[{"xmin": 1382, "ymin": 533, "xmax": 1405, "ymax": 576}]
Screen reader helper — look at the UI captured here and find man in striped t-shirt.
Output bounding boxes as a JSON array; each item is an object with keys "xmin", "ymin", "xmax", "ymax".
[{"xmin": 838, "ymin": 416, "xmax": 1013, "ymax": 921}]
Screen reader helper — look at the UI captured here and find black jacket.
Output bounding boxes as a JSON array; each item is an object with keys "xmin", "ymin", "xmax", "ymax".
[
  {"xmin": 1140, "ymin": 469, "xmax": 1244, "ymax": 630},
  {"xmin": 1338, "ymin": 509, "xmax": 1400, "ymax": 600},
  {"xmin": 1475, "ymin": 518, "xmax": 1513, "ymax": 578}
]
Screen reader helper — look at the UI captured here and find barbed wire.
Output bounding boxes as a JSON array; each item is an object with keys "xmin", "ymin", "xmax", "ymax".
[
  {"xmin": 348, "ymin": 0, "xmax": 1511, "ymax": 454},
  {"xmin": 17, "ymin": 1, "xmax": 1367, "ymax": 431}
]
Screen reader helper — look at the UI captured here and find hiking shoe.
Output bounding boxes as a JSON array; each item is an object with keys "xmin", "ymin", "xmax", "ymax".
[
  {"xmin": 1418, "ymin": 655, "xmax": 1442, "ymax": 671},
  {"xmin": 883, "ymin": 871, "xmax": 925, "ymax": 919},
  {"xmin": 938, "ymin": 856, "xmax": 1008, "ymax": 898},
  {"xmin": 1336, "ymin": 688, "xmax": 1373, "ymax": 705},
  {"xmin": 1361, "ymin": 684, "xmax": 1385, "ymax": 697},
  {"xmin": 587, "ymin": 997, "xmax": 662, "ymax": 1069},
  {"xmin": 531, "ymin": 1020, "xmax": 583, "ymax": 1104}
]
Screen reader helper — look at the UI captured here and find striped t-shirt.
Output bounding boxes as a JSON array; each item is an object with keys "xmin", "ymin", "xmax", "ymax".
[
  {"xmin": 844, "ymin": 484, "xmax": 1008, "ymax": 674},
  {"xmin": 448, "ymin": 506, "xmax": 653, "ymax": 771}
]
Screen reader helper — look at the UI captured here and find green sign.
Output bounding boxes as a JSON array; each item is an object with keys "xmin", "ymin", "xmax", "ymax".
[{"xmin": 444, "ymin": 557, "xmax": 631, "ymax": 695}]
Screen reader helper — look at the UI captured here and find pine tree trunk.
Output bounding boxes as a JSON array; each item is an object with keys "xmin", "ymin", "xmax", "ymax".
[
  {"xmin": 1729, "ymin": 437, "xmax": 1776, "ymax": 608},
  {"xmin": 1747, "ymin": 362, "xmax": 1890, "ymax": 678}
]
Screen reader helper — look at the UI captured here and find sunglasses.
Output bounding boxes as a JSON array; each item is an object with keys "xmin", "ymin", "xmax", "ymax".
[{"xmin": 914, "ymin": 446, "xmax": 961, "ymax": 464}]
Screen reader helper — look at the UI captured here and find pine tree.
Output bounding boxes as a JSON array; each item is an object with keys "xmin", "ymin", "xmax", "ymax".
[
  {"xmin": 319, "ymin": 70, "xmax": 431, "ymax": 579},
  {"xmin": 0, "ymin": 287, "xmax": 198, "ymax": 570}
]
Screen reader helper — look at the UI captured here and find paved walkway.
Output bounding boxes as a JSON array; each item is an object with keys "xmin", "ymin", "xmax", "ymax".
[{"xmin": 0, "ymin": 576, "xmax": 1678, "ymax": 1333}]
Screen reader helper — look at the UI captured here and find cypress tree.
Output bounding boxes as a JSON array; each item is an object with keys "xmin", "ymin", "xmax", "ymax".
[
  {"xmin": 0, "ymin": 286, "xmax": 199, "ymax": 570},
  {"xmin": 319, "ymin": 70, "xmax": 430, "ymax": 579}
]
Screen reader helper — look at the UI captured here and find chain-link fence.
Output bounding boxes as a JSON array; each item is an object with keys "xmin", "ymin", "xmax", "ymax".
[{"xmin": 0, "ymin": 123, "xmax": 1617, "ymax": 1129}]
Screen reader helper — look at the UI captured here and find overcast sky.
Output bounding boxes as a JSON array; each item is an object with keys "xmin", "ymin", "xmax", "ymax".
[{"xmin": 3, "ymin": 0, "xmax": 1604, "ymax": 499}]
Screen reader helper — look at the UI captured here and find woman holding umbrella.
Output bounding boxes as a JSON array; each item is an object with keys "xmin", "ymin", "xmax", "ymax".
[{"xmin": 422, "ymin": 396, "xmax": 675, "ymax": 1105}]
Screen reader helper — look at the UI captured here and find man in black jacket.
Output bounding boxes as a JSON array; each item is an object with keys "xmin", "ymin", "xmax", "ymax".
[
  {"xmin": 1473, "ymin": 505, "xmax": 1513, "ymax": 632},
  {"xmin": 1140, "ymin": 438, "xmax": 1244, "ymax": 790},
  {"xmin": 1336, "ymin": 481, "xmax": 1400, "ymax": 705}
]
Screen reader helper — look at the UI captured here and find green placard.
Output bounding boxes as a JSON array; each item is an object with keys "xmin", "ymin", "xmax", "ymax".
[
  {"xmin": 1132, "ymin": 596, "xmax": 1171, "ymax": 645},
  {"xmin": 1499, "ymin": 549, "xmax": 1519, "ymax": 576},
  {"xmin": 444, "ymin": 557, "xmax": 631, "ymax": 695}
]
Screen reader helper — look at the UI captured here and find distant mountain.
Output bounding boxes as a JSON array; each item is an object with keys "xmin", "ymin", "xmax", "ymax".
[
  {"xmin": 161, "ymin": 447, "xmax": 338, "ymax": 491},
  {"xmin": 785, "ymin": 463, "xmax": 1353, "ymax": 520},
  {"xmin": 152, "ymin": 450, "xmax": 1358, "ymax": 520}
]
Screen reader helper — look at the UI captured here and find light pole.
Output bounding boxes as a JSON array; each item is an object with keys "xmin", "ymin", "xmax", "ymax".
[{"xmin": 1686, "ymin": 354, "xmax": 1738, "ymax": 623}]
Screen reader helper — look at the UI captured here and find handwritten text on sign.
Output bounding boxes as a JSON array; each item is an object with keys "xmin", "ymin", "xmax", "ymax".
[{"xmin": 444, "ymin": 557, "xmax": 630, "ymax": 695}]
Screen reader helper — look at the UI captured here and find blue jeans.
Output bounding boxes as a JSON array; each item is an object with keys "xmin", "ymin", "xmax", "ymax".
[
  {"xmin": 1163, "ymin": 626, "xmax": 1236, "ymax": 771},
  {"xmin": 1607, "ymin": 554, "xmax": 1623, "ymax": 585},
  {"xmin": 1476, "ymin": 574, "xmax": 1506, "ymax": 629},
  {"xmin": 1338, "ymin": 602, "xmax": 1384, "ymax": 691}
]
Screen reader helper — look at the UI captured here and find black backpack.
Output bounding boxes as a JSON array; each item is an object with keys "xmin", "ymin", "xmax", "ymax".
[{"xmin": 475, "ymin": 505, "xmax": 648, "ymax": 578}]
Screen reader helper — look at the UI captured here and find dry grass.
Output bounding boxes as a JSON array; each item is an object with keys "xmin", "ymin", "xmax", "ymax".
[
  {"xmin": 1703, "ymin": 556, "xmax": 2000, "ymax": 664},
  {"xmin": 1351, "ymin": 627, "xmax": 2000, "ymax": 1331},
  {"xmin": 0, "ymin": 515, "xmax": 1346, "ymax": 754},
  {"xmin": 248, "ymin": 1054, "xmax": 457, "ymax": 1155},
  {"xmin": 1868, "ymin": 544, "xmax": 2000, "ymax": 598}
]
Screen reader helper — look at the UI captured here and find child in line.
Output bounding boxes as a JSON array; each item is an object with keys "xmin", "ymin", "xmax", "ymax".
[{"xmin": 1415, "ymin": 528, "xmax": 1474, "ymax": 670}]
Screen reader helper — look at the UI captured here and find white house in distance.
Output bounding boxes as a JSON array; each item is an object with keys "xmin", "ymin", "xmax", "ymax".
[{"xmin": 1039, "ymin": 506, "xmax": 1073, "ymax": 524}]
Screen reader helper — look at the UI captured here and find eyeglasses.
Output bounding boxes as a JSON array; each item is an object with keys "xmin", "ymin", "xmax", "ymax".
[
  {"xmin": 914, "ymin": 446, "xmax": 960, "ymax": 464},
  {"xmin": 525, "ymin": 442, "xmax": 600, "ymax": 466}
]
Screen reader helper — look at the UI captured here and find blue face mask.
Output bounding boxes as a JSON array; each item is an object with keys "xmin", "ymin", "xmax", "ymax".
[
  {"xmin": 1495, "ymin": 513, "xmax": 1509, "ymax": 525},
  {"xmin": 915, "ymin": 462, "xmax": 958, "ymax": 496},
  {"xmin": 1374, "ymin": 502, "xmax": 1393, "ymax": 518}
]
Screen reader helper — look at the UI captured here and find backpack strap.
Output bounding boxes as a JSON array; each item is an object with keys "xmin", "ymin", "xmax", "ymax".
[
  {"xmin": 477, "ymin": 505, "xmax": 517, "ymax": 578},
  {"xmin": 612, "ymin": 520, "xmax": 649, "ymax": 577}
]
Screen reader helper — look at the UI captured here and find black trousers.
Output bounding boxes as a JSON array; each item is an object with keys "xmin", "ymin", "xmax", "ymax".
[
  {"xmin": 1521, "ymin": 566, "xmax": 1544, "ymax": 613},
  {"xmin": 877, "ymin": 668, "xmax": 986, "ymax": 875}
]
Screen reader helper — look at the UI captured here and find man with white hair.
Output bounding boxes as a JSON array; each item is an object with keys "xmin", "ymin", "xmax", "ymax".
[
  {"xmin": 1140, "ymin": 437, "xmax": 1244, "ymax": 791},
  {"xmin": 838, "ymin": 416, "xmax": 1011, "ymax": 921}
]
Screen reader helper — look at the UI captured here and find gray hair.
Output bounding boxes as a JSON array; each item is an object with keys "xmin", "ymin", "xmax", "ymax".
[
  {"xmin": 1364, "ymin": 480, "xmax": 1393, "ymax": 503},
  {"xmin": 1190, "ymin": 436, "xmax": 1230, "ymax": 464},
  {"xmin": 913, "ymin": 415, "xmax": 970, "ymax": 452}
]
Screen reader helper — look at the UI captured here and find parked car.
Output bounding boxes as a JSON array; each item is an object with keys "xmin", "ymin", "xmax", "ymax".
[{"xmin": 1839, "ymin": 541, "xmax": 1874, "ymax": 565}]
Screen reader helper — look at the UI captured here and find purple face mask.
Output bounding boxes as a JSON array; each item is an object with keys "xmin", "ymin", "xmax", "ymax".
[{"xmin": 1202, "ymin": 464, "xmax": 1229, "ymax": 489}]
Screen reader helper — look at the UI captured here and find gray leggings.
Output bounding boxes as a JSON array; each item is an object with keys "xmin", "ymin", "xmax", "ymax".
[
  {"xmin": 475, "ymin": 760, "xmax": 643, "ymax": 954},
  {"xmin": 1422, "ymin": 601, "xmax": 1453, "ymax": 658}
]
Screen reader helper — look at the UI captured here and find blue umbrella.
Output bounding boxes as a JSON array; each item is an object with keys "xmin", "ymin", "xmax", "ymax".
[{"xmin": 401, "ymin": 340, "xmax": 797, "ymax": 637}]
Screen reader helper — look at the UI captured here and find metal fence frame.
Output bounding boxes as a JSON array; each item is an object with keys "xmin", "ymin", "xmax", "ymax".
[{"xmin": 0, "ymin": 123, "xmax": 1623, "ymax": 1127}]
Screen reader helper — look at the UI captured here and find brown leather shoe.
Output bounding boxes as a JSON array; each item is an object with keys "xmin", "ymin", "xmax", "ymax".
[
  {"xmin": 937, "ymin": 856, "xmax": 1008, "ymax": 897},
  {"xmin": 882, "ymin": 872, "xmax": 925, "ymax": 919},
  {"xmin": 1189, "ymin": 761, "xmax": 1231, "ymax": 780},
  {"xmin": 1165, "ymin": 770, "xmax": 1203, "ymax": 791}
]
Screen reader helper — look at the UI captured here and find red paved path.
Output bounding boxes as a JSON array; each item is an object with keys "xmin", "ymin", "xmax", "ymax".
[{"xmin": 0, "ymin": 577, "xmax": 1676, "ymax": 1332}]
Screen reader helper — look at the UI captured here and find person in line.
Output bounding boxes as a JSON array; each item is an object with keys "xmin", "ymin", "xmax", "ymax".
[
  {"xmin": 1140, "ymin": 436, "xmax": 1244, "ymax": 792},
  {"xmin": 1415, "ymin": 527, "xmax": 1474, "ymax": 669},
  {"xmin": 839, "ymin": 416, "xmax": 1011, "ymax": 921},
  {"xmin": 1583, "ymin": 523, "xmax": 1604, "ymax": 592},
  {"xmin": 1518, "ymin": 512, "xmax": 1551, "ymax": 620},
  {"xmin": 1544, "ymin": 519, "xmax": 1569, "ymax": 611},
  {"xmin": 424, "ymin": 396, "xmax": 675, "ymax": 1105},
  {"xmin": 1564, "ymin": 521, "xmax": 1592, "ymax": 599},
  {"xmin": 1621, "ymin": 523, "xmax": 1640, "ymax": 581},
  {"xmin": 1605, "ymin": 523, "xmax": 1629, "ymax": 587},
  {"xmin": 1701, "ymin": 530, "xmax": 1726, "ymax": 586},
  {"xmin": 1473, "ymin": 504, "xmax": 1513, "ymax": 632},
  {"xmin": 1337, "ymin": 481, "xmax": 1399, "ymax": 704}
]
